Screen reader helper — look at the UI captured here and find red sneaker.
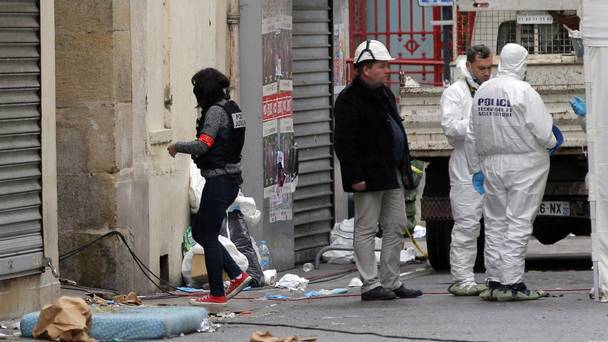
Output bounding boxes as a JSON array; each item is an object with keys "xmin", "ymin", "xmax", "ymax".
[
  {"xmin": 226, "ymin": 272, "xmax": 252, "ymax": 299},
  {"xmin": 189, "ymin": 294, "xmax": 227, "ymax": 306}
]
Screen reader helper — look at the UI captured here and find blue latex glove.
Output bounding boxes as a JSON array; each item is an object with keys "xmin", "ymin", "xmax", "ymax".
[
  {"xmin": 472, "ymin": 171, "xmax": 485, "ymax": 195},
  {"xmin": 549, "ymin": 125, "xmax": 564, "ymax": 156},
  {"xmin": 569, "ymin": 96, "xmax": 587, "ymax": 117}
]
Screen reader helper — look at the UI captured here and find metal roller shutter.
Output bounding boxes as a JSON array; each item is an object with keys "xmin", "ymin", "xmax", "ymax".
[
  {"xmin": 292, "ymin": 0, "xmax": 334, "ymax": 263},
  {"xmin": 0, "ymin": 0, "xmax": 44, "ymax": 280}
]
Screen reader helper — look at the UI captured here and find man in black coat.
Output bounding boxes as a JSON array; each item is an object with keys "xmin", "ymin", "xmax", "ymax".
[{"xmin": 334, "ymin": 40, "xmax": 422, "ymax": 301}]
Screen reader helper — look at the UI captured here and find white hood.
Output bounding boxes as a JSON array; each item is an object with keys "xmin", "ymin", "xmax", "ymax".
[
  {"xmin": 455, "ymin": 57, "xmax": 480, "ymax": 90},
  {"xmin": 497, "ymin": 43, "xmax": 528, "ymax": 80}
]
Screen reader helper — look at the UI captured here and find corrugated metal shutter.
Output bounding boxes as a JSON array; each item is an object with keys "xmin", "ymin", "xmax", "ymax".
[
  {"xmin": 0, "ymin": 0, "xmax": 44, "ymax": 280},
  {"xmin": 292, "ymin": 0, "xmax": 334, "ymax": 263}
]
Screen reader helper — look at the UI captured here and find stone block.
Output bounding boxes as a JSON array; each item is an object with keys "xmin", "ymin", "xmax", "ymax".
[
  {"xmin": 115, "ymin": 103, "xmax": 133, "ymax": 169},
  {"xmin": 57, "ymin": 175, "xmax": 87, "ymax": 232},
  {"xmin": 113, "ymin": 0, "xmax": 130, "ymax": 31},
  {"xmin": 56, "ymin": 105, "xmax": 118, "ymax": 173},
  {"xmin": 84, "ymin": 172, "xmax": 118, "ymax": 229},
  {"xmin": 113, "ymin": 30, "xmax": 132, "ymax": 103},
  {"xmin": 58, "ymin": 172, "xmax": 118, "ymax": 231},
  {"xmin": 56, "ymin": 108, "xmax": 88, "ymax": 175},
  {"xmin": 85, "ymin": 106, "xmax": 118, "ymax": 172},
  {"xmin": 58, "ymin": 230, "xmax": 136, "ymax": 293},
  {"xmin": 55, "ymin": 0, "xmax": 114, "ymax": 33},
  {"xmin": 55, "ymin": 31, "xmax": 114, "ymax": 107}
]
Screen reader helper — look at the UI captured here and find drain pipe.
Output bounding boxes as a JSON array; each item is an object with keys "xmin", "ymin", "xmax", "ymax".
[{"xmin": 227, "ymin": 0, "xmax": 240, "ymax": 102}]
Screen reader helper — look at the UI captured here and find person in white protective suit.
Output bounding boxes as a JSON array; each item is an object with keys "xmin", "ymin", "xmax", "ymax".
[
  {"xmin": 464, "ymin": 43, "xmax": 562, "ymax": 301},
  {"xmin": 441, "ymin": 45, "xmax": 493, "ymax": 296}
]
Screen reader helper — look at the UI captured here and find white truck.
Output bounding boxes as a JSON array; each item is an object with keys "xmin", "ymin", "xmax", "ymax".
[{"xmin": 400, "ymin": 0, "xmax": 588, "ymax": 269}]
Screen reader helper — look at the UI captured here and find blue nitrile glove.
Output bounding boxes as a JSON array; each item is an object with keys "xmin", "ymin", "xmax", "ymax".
[
  {"xmin": 472, "ymin": 171, "xmax": 485, "ymax": 195},
  {"xmin": 569, "ymin": 96, "xmax": 587, "ymax": 117},
  {"xmin": 549, "ymin": 124, "xmax": 564, "ymax": 156}
]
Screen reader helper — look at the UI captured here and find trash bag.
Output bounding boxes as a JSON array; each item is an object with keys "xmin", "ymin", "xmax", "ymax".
[
  {"xmin": 182, "ymin": 226, "xmax": 196, "ymax": 254},
  {"xmin": 220, "ymin": 211, "xmax": 265, "ymax": 287},
  {"xmin": 188, "ymin": 161, "xmax": 206, "ymax": 214}
]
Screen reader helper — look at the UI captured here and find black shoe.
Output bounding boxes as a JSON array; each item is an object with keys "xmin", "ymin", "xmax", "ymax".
[
  {"xmin": 361, "ymin": 286, "xmax": 398, "ymax": 301},
  {"xmin": 393, "ymin": 285, "xmax": 423, "ymax": 298}
]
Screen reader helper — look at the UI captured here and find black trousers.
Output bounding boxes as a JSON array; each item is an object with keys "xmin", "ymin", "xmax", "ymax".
[{"xmin": 192, "ymin": 174, "xmax": 242, "ymax": 296}]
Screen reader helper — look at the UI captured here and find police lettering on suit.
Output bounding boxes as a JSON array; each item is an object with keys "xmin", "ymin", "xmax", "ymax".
[{"xmin": 477, "ymin": 97, "xmax": 513, "ymax": 118}]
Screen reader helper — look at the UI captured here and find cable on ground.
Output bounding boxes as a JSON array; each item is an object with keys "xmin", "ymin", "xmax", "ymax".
[
  {"xmin": 59, "ymin": 231, "xmax": 178, "ymax": 294},
  {"xmin": 223, "ymin": 321, "xmax": 489, "ymax": 342}
]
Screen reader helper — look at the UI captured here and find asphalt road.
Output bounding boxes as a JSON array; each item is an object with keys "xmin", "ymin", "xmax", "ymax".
[
  {"xmin": 167, "ymin": 258, "xmax": 604, "ymax": 342},
  {"xmin": 8, "ymin": 236, "xmax": 603, "ymax": 342},
  {"xmin": 173, "ymin": 236, "xmax": 599, "ymax": 342}
]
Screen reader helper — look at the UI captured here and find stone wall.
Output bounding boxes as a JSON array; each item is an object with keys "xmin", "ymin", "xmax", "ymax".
[{"xmin": 55, "ymin": 0, "xmax": 228, "ymax": 293}]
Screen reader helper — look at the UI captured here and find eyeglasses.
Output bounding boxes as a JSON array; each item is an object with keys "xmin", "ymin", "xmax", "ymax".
[{"xmin": 355, "ymin": 40, "xmax": 376, "ymax": 64}]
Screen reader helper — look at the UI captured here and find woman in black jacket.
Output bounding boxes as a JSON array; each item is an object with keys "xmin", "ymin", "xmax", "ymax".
[{"xmin": 168, "ymin": 68, "xmax": 251, "ymax": 305}]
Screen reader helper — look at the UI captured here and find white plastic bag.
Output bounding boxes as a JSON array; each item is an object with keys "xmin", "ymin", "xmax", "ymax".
[
  {"xmin": 275, "ymin": 273, "xmax": 309, "ymax": 291},
  {"xmin": 227, "ymin": 190, "xmax": 262, "ymax": 225},
  {"xmin": 189, "ymin": 161, "xmax": 206, "ymax": 214},
  {"xmin": 322, "ymin": 219, "xmax": 355, "ymax": 264},
  {"xmin": 182, "ymin": 248, "xmax": 195, "ymax": 285},
  {"xmin": 181, "ymin": 236, "xmax": 249, "ymax": 285},
  {"xmin": 322, "ymin": 218, "xmax": 382, "ymax": 264}
]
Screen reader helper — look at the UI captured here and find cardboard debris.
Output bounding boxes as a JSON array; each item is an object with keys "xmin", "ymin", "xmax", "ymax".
[
  {"xmin": 112, "ymin": 292, "xmax": 142, "ymax": 306},
  {"xmin": 192, "ymin": 253, "xmax": 230, "ymax": 283},
  {"xmin": 250, "ymin": 330, "xmax": 317, "ymax": 342},
  {"xmin": 32, "ymin": 296, "xmax": 95, "ymax": 342}
]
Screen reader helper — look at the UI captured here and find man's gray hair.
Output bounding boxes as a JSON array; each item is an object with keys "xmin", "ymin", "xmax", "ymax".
[{"xmin": 466, "ymin": 45, "xmax": 491, "ymax": 63}]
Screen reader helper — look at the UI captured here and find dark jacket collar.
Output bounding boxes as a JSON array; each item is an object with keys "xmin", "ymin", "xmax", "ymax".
[
  {"xmin": 351, "ymin": 76, "xmax": 400, "ymax": 120},
  {"xmin": 351, "ymin": 75, "xmax": 381, "ymax": 100}
]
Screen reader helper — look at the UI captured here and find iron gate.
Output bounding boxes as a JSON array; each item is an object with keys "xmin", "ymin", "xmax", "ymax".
[{"xmin": 348, "ymin": 0, "xmax": 447, "ymax": 87}]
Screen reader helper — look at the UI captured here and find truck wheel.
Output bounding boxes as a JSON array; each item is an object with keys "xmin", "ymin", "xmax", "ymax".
[{"xmin": 426, "ymin": 220, "xmax": 452, "ymax": 270}]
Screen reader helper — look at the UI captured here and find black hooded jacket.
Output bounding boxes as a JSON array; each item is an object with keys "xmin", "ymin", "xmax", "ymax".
[{"xmin": 334, "ymin": 76, "xmax": 414, "ymax": 192}]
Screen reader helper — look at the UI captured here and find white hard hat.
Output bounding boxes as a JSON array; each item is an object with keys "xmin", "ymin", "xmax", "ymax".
[{"xmin": 354, "ymin": 39, "xmax": 394, "ymax": 64}]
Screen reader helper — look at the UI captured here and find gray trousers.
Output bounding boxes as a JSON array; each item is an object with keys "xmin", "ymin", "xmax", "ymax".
[{"xmin": 353, "ymin": 182, "xmax": 407, "ymax": 293}]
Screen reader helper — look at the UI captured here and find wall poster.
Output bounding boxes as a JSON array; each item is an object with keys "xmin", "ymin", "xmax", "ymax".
[{"xmin": 262, "ymin": 0, "xmax": 295, "ymax": 223}]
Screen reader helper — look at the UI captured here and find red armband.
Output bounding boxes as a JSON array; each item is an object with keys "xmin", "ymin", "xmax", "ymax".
[{"xmin": 197, "ymin": 134, "xmax": 215, "ymax": 147}]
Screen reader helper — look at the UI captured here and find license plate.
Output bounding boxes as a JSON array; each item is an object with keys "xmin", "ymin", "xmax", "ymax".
[{"xmin": 538, "ymin": 201, "xmax": 570, "ymax": 216}]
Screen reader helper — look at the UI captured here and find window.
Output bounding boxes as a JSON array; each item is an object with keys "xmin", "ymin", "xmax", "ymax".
[{"xmin": 497, "ymin": 20, "xmax": 573, "ymax": 55}]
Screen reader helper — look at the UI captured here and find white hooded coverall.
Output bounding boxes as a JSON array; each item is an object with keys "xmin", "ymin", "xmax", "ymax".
[
  {"xmin": 441, "ymin": 58, "xmax": 484, "ymax": 284},
  {"xmin": 464, "ymin": 44, "xmax": 557, "ymax": 285}
]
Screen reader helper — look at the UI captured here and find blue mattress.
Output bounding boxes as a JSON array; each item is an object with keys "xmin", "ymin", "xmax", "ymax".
[{"xmin": 21, "ymin": 306, "xmax": 207, "ymax": 340}]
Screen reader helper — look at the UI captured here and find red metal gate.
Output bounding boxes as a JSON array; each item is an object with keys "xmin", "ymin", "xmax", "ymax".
[{"xmin": 348, "ymin": 0, "xmax": 446, "ymax": 87}]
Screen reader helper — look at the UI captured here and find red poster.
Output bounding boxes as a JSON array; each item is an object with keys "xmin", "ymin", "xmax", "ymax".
[{"xmin": 262, "ymin": 91, "xmax": 292, "ymax": 122}]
